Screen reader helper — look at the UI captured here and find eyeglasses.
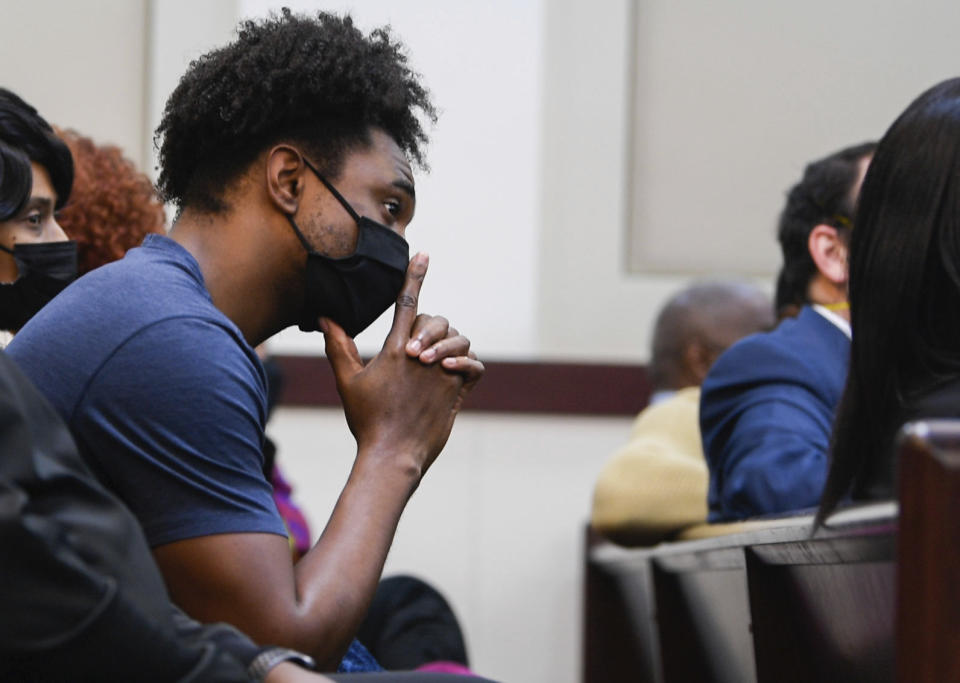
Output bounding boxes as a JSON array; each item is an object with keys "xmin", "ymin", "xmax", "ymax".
[{"xmin": 831, "ymin": 214, "xmax": 852, "ymax": 229}]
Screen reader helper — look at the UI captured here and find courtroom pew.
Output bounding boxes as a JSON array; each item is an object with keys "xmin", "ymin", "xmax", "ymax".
[
  {"xmin": 896, "ymin": 421, "xmax": 960, "ymax": 682},
  {"xmin": 583, "ymin": 419, "xmax": 960, "ymax": 683}
]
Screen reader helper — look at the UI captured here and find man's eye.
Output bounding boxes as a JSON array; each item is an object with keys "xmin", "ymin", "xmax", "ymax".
[
  {"xmin": 25, "ymin": 212, "xmax": 43, "ymax": 227},
  {"xmin": 385, "ymin": 199, "xmax": 401, "ymax": 216}
]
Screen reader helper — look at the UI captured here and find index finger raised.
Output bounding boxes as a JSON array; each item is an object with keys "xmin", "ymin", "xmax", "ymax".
[{"xmin": 386, "ymin": 252, "xmax": 429, "ymax": 347}]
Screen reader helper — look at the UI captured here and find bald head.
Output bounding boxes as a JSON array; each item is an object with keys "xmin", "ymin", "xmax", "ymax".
[{"xmin": 650, "ymin": 282, "xmax": 774, "ymax": 392}]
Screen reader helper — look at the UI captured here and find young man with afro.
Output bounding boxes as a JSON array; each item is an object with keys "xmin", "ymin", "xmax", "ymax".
[{"xmin": 9, "ymin": 10, "xmax": 484, "ymax": 674}]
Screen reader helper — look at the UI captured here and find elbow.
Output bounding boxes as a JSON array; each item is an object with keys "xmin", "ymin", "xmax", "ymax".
[{"xmin": 721, "ymin": 455, "xmax": 826, "ymax": 520}]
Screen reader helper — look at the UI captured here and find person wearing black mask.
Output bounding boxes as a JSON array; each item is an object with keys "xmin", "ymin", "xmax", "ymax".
[
  {"xmin": 0, "ymin": 88, "xmax": 77, "ymax": 335},
  {"xmin": 9, "ymin": 10, "xmax": 485, "ymax": 677}
]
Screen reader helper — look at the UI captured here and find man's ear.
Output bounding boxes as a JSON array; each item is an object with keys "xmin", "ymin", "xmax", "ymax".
[
  {"xmin": 808, "ymin": 224, "xmax": 848, "ymax": 286},
  {"xmin": 683, "ymin": 340, "xmax": 715, "ymax": 387},
  {"xmin": 265, "ymin": 145, "xmax": 306, "ymax": 215}
]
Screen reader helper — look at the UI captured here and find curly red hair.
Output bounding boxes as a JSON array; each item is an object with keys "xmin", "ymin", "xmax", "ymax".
[{"xmin": 56, "ymin": 129, "xmax": 165, "ymax": 274}]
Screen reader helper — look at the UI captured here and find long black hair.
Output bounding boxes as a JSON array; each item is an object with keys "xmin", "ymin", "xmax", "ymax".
[{"xmin": 817, "ymin": 77, "xmax": 960, "ymax": 524}]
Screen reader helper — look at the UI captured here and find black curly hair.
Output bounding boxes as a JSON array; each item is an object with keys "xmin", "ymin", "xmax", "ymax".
[
  {"xmin": 774, "ymin": 141, "xmax": 876, "ymax": 314},
  {"xmin": 155, "ymin": 8, "xmax": 436, "ymax": 214}
]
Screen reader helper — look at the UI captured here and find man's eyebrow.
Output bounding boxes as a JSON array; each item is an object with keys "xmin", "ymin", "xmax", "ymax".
[{"xmin": 392, "ymin": 179, "xmax": 416, "ymax": 200}]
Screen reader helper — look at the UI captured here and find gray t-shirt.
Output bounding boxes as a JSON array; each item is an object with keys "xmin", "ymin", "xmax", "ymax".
[{"xmin": 8, "ymin": 234, "xmax": 286, "ymax": 547}]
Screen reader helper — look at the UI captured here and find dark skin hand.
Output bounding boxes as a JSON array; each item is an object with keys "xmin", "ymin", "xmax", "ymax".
[
  {"xmin": 153, "ymin": 253, "xmax": 483, "ymax": 671},
  {"xmin": 327, "ymin": 253, "xmax": 483, "ymax": 475}
]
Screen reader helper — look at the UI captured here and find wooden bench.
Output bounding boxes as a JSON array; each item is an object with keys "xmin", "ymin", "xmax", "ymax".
[{"xmin": 583, "ymin": 420, "xmax": 960, "ymax": 683}]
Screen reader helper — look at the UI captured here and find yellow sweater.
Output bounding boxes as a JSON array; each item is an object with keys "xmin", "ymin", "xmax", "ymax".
[{"xmin": 591, "ymin": 387, "xmax": 707, "ymax": 543}]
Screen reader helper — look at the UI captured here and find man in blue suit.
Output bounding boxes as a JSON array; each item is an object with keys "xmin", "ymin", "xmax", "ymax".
[{"xmin": 700, "ymin": 142, "xmax": 875, "ymax": 521}]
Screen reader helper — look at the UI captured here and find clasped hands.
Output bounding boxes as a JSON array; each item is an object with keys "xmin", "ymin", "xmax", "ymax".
[{"xmin": 319, "ymin": 253, "xmax": 483, "ymax": 475}]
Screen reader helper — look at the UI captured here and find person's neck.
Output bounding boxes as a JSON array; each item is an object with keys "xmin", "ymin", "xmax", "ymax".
[
  {"xmin": 807, "ymin": 277, "xmax": 849, "ymax": 321},
  {"xmin": 169, "ymin": 207, "xmax": 297, "ymax": 346}
]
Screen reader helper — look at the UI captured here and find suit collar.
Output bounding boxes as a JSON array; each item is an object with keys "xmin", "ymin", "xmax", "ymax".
[{"xmin": 811, "ymin": 304, "xmax": 851, "ymax": 339}]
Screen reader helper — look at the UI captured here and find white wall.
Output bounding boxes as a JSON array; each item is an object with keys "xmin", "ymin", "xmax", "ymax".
[
  {"xmin": 538, "ymin": 0, "xmax": 960, "ymax": 360},
  {"xmin": 538, "ymin": 0, "xmax": 689, "ymax": 361},
  {"xmin": 0, "ymin": 0, "xmax": 149, "ymax": 167},
  {"xmin": 627, "ymin": 0, "xmax": 960, "ymax": 276},
  {"xmin": 146, "ymin": 0, "xmax": 239, "ymax": 176}
]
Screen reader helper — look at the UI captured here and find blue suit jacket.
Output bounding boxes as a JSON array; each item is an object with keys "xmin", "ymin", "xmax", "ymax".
[{"xmin": 699, "ymin": 306, "xmax": 850, "ymax": 521}]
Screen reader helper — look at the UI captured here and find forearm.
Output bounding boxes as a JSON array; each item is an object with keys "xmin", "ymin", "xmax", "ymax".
[
  {"xmin": 289, "ymin": 449, "xmax": 421, "ymax": 668},
  {"xmin": 273, "ymin": 259, "xmax": 478, "ymax": 668}
]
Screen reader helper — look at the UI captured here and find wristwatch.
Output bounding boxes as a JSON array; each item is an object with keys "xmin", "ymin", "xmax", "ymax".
[{"xmin": 248, "ymin": 646, "xmax": 317, "ymax": 681}]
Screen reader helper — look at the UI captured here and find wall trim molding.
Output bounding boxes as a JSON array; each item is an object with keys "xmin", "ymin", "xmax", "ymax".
[{"xmin": 274, "ymin": 355, "xmax": 650, "ymax": 417}]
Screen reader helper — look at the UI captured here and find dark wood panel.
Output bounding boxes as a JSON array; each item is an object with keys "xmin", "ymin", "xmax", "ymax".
[
  {"xmin": 584, "ymin": 504, "xmax": 899, "ymax": 683},
  {"xmin": 748, "ymin": 533, "xmax": 895, "ymax": 566},
  {"xmin": 274, "ymin": 355, "xmax": 650, "ymax": 416},
  {"xmin": 896, "ymin": 421, "xmax": 960, "ymax": 683},
  {"xmin": 583, "ymin": 528, "xmax": 654, "ymax": 683},
  {"xmin": 748, "ymin": 553, "xmax": 895, "ymax": 683},
  {"xmin": 653, "ymin": 559, "xmax": 755, "ymax": 683}
]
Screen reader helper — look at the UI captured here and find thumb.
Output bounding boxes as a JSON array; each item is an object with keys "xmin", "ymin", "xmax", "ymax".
[{"xmin": 321, "ymin": 317, "xmax": 363, "ymax": 385}]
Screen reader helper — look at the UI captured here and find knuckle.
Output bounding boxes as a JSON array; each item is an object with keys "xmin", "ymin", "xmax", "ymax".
[{"xmin": 397, "ymin": 293, "xmax": 418, "ymax": 309}]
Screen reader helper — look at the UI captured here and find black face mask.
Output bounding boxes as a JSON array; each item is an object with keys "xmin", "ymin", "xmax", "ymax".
[
  {"xmin": 0, "ymin": 240, "xmax": 78, "ymax": 331},
  {"xmin": 286, "ymin": 159, "xmax": 409, "ymax": 337}
]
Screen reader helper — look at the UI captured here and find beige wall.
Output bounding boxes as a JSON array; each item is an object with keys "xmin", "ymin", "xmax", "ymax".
[
  {"xmin": 0, "ymin": 0, "xmax": 149, "ymax": 168},
  {"xmin": 626, "ymin": 0, "xmax": 960, "ymax": 276},
  {"xmin": 146, "ymin": 0, "xmax": 238, "ymax": 183},
  {"xmin": 538, "ymin": 0, "xmax": 695, "ymax": 361},
  {"xmin": 539, "ymin": 0, "xmax": 960, "ymax": 360}
]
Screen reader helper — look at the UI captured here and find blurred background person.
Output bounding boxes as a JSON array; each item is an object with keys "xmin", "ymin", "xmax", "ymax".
[
  {"xmin": 591, "ymin": 281, "xmax": 773, "ymax": 544},
  {"xmin": 55, "ymin": 128, "xmax": 165, "ymax": 274},
  {"xmin": 0, "ymin": 89, "xmax": 76, "ymax": 342},
  {"xmin": 700, "ymin": 142, "xmax": 874, "ymax": 522}
]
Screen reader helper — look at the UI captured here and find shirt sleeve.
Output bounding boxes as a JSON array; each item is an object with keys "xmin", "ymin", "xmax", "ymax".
[
  {"xmin": 704, "ymin": 382, "xmax": 831, "ymax": 521},
  {"xmin": 700, "ymin": 332, "xmax": 836, "ymax": 522},
  {"xmin": 71, "ymin": 316, "xmax": 287, "ymax": 547}
]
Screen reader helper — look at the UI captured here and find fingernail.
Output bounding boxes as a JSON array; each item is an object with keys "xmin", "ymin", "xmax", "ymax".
[
  {"xmin": 318, "ymin": 317, "xmax": 330, "ymax": 333},
  {"xmin": 421, "ymin": 348, "xmax": 436, "ymax": 361},
  {"xmin": 415, "ymin": 252, "xmax": 429, "ymax": 266},
  {"xmin": 441, "ymin": 357, "xmax": 457, "ymax": 367},
  {"xmin": 407, "ymin": 339, "xmax": 422, "ymax": 353}
]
